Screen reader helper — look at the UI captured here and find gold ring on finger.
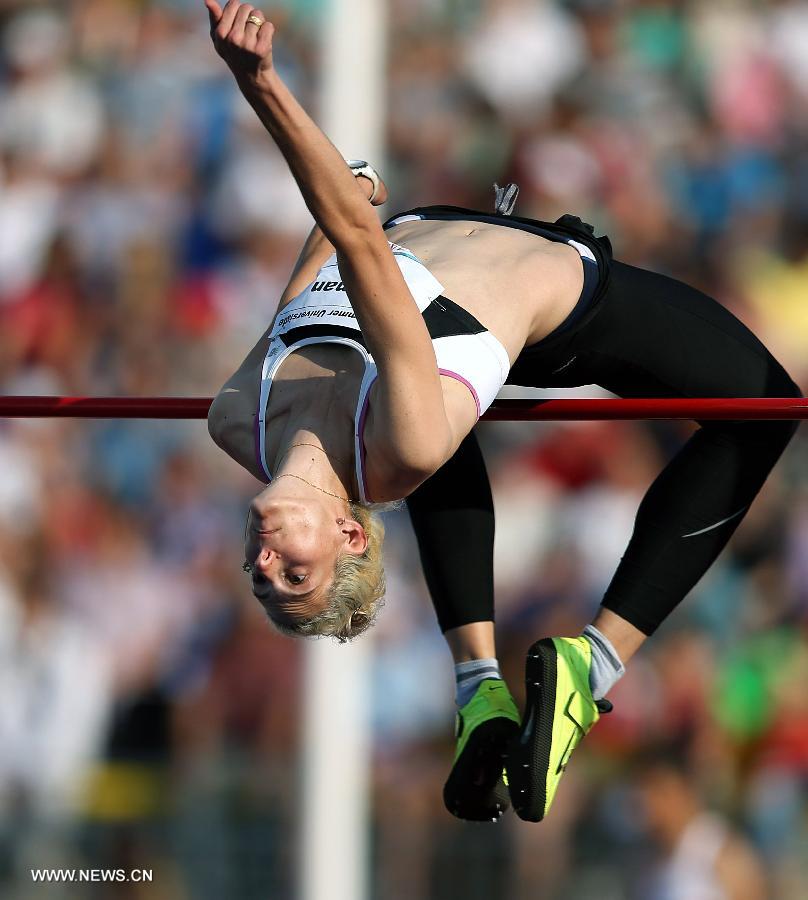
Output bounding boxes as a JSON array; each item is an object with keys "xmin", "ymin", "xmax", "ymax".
[{"xmin": 246, "ymin": 14, "xmax": 264, "ymax": 27}]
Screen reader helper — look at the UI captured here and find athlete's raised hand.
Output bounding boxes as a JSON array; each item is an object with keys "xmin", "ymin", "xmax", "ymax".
[{"xmin": 205, "ymin": 0, "xmax": 275, "ymax": 85}]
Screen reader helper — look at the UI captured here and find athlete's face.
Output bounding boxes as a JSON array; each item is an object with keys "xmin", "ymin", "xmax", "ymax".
[
  {"xmin": 243, "ymin": 492, "xmax": 368, "ymax": 626},
  {"xmin": 243, "ymin": 497, "xmax": 342, "ymax": 623}
]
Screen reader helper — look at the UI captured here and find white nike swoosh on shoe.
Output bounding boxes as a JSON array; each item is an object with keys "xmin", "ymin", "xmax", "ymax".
[{"xmin": 681, "ymin": 506, "xmax": 748, "ymax": 539}]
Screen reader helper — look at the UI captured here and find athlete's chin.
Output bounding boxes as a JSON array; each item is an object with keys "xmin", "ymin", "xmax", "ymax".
[{"xmin": 251, "ymin": 494, "xmax": 311, "ymax": 523}]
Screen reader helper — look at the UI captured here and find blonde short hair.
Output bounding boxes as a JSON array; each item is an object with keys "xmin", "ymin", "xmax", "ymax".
[{"xmin": 268, "ymin": 502, "xmax": 388, "ymax": 642}]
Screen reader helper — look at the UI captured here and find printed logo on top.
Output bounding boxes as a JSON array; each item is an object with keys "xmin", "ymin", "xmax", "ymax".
[
  {"xmin": 274, "ymin": 240, "xmax": 444, "ymax": 336},
  {"xmin": 276, "ymin": 305, "xmax": 357, "ymax": 330}
]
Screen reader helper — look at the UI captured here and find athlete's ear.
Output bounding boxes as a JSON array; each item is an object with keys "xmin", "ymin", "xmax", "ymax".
[{"xmin": 340, "ymin": 518, "xmax": 369, "ymax": 556}]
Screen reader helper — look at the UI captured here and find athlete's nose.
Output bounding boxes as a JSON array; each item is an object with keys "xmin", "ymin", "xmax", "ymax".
[{"xmin": 255, "ymin": 547, "xmax": 278, "ymax": 573}]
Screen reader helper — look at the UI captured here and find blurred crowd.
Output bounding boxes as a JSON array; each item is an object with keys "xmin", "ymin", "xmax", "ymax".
[{"xmin": 0, "ymin": 0, "xmax": 807, "ymax": 897}]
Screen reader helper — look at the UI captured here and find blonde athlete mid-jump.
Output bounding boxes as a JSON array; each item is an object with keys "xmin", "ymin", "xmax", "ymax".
[{"xmin": 203, "ymin": 2, "xmax": 801, "ymax": 824}]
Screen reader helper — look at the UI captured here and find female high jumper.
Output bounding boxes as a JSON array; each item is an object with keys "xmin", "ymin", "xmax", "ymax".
[{"xmin": 203, "ymin": 1, "xmax": 801, "ymax": 825}]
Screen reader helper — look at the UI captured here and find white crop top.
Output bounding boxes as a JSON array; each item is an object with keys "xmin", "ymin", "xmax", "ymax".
[{"xmin": 256, "ymin": 243, "xmax": 511, "ymax": 502}]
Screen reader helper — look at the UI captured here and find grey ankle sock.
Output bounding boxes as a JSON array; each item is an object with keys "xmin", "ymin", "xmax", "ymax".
[
  {"xmin": 455, "ymin": 658, "xmax": 502, "ymax": 707},
  {"xmin": 583, "ymin": 624, "xmax": 625, "ymax": 701}
]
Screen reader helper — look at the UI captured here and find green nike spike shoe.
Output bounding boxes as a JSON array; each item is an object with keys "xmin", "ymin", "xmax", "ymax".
[
  {"xmin": 443, "ymin": 679, "xmax": 521, "ymax": 822},
  {"xmin": 506, "ymin": 637, "xmax": 612, "ymax": 822}
]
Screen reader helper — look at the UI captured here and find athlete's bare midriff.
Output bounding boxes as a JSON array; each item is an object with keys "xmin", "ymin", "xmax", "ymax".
[{"xmin": 384, "ymin": 218, "xmax": 585, "ymax": 362}]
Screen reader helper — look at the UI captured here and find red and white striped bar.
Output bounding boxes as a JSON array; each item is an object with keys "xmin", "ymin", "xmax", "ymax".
[{"xmin": 0, "ymin": 396, "xmax": 806, "ymax": 421}]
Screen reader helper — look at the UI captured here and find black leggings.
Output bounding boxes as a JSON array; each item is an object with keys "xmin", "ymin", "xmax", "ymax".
[{"xmin": 408, "ymin": 261, "xmax": 802, "ymax": 636}]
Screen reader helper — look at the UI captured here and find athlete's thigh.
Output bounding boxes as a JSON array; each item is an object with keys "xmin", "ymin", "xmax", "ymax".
[{"xmin": 574, "ymin": 261, "xmax": 799, "ymax": 400}]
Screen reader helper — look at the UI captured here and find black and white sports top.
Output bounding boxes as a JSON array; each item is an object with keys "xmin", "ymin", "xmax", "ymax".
[
  {"xmin": 255, "ymin": 243, "xmax": 510, "ymax": 502},
  {"xmin": 257, "ymin": 207, "xmax": 611, "ymax": 502}
]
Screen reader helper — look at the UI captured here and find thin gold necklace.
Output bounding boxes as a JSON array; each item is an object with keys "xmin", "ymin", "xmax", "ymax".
[{"xmin": 273, "ymin": 472, "xmax": 354, "ymax": 504}]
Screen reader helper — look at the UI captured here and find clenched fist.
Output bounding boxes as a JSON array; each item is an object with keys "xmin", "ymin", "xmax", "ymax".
[{"xmin": 205, "ymin": 0, "xmax": 275, "ymax": 85}]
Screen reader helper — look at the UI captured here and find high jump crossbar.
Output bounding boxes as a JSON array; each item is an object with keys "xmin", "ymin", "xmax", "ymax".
[{"xmin": 0, "ymin": 396, "xmax": 806, "ymax": 421}]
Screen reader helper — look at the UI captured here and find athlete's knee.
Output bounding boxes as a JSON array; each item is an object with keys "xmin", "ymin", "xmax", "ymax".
[
  {"xmin": 766, "ymin": 359, "xmax": 802, "ymax": 400},
  {"xmin": 764, "ymin": 361, "xmax": 802, "ymax": 444},
  {"xmin": 768, "ymin": 414, "xmax": 800, "ymax": 450},
  {"xmin": 736, "ymin": 411, "xmax": 799, "ymax": 456},
  {"xmin": 700, "ymin": 361, "xmax": 802, "ymax": 451}
]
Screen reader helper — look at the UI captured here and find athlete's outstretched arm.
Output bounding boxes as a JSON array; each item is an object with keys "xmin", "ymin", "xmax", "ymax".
[
  {"xmin": 279, "ymin": 172, "xmax": 388, "ymax": 309},
  {"xmin": 205, "ymin": 1, "xmax": 454, "ymax": 494},
  {"xmin": 205, "ymin": 2, "xmax": 377, "ymax": 251}
]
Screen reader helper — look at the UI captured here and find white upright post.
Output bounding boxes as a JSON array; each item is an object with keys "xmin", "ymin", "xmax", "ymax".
[{"xmin": 299, "ymin": 4, "xmax": 387, "ymax": 900}]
